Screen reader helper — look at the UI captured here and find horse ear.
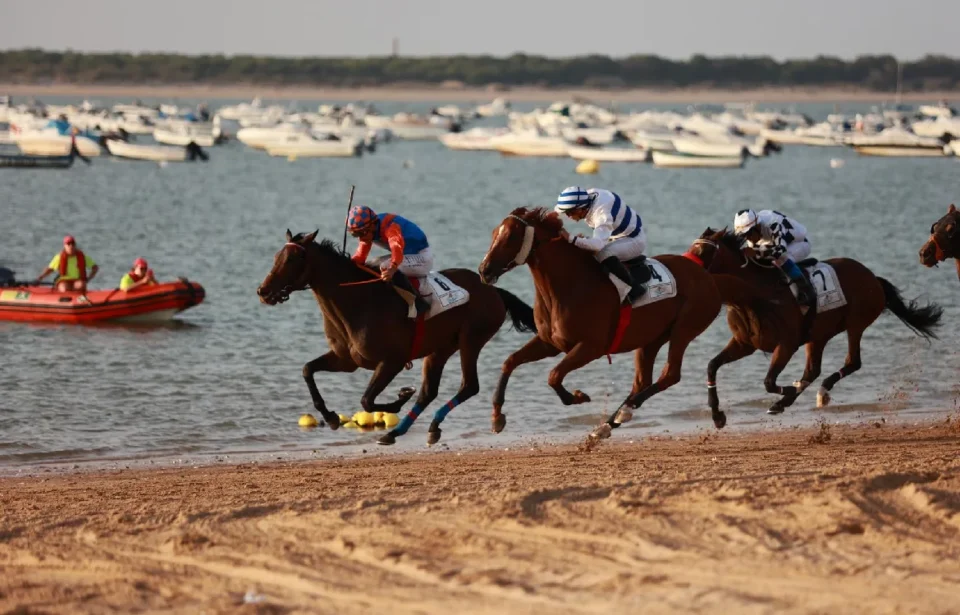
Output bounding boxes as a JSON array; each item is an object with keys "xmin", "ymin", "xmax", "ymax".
[
  {"xmin": 285, "ymin": 229, "xmax": 294, "ymax": 242},
  {"xmin": 701, "ymin": 227, "xmax": 713, "ymax": 237},
  {"xmin": 949, "ymin": 204, "xmax": 956, "ymax": 214},
  {"xmin": 303, "ymin": 229, "xmax": 319, "ymax": 244}
]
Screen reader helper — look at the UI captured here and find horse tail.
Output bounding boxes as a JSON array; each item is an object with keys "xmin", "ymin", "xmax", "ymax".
[
  {"xmin": 494, "ymin": 287, "xmax": 537, "ymax": 333},
  {"xmin": 877, "ymin": 277, "xmax": 942, "ymax": 340}
]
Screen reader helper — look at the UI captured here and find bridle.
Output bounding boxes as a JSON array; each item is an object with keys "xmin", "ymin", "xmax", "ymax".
[
  {"xmin": 491, "ymin": 215, "xmax": 539, "ymax": 275},
  {"xmin": 929, "ymin": 232, "xmax": 951, "ymax": 262},
  {"xmin": 267, "ymin": 242, "xmax": 312, "ymax": 302}
]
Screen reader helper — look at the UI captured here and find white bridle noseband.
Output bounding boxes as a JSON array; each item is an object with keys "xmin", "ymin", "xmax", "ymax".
[{"xmin": 506, "ymin": 215, "xmax": 536, "ymax": 266}]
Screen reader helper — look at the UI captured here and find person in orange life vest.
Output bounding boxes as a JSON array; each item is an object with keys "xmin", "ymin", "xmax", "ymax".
[
  {"xmin": 119, "ymin": 258, "xmax": 158, "ymax": 292},
  {"xmin": 348, "ymin": 204, "xmax": 432, "ymax": 316},
  {"xmin": 38, "ymin": 235, "xmax": 99, "ymax": 292}
]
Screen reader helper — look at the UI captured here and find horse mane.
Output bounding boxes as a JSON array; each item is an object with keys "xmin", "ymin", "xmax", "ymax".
[
  {"xmin": 710, "ymin": 227, "xmax": 743, "ymax": 253},
  {"xmin": 313, "ymin": 237, "xmax": 352, "ymax": 262},
  {"xmin": 510, "ymin": 207, "xmax": 565, "ymax": 234}
]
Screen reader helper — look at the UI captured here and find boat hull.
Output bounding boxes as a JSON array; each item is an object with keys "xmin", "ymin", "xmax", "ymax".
[
  {"xmin": 567, "ymin": 145, "xmax": 650, "ymax": 162},
  {"xmin": 852, "ymin": 145, "xmax": 948, "ymax": 157},
  {"xmin": 153, "ymin": 130, "xmax": 216, "ymax": 147},
  {"xmin": 106, "ymin": 140, "xmax": 191, "ymax": 162},
  {"xmin": 652, "ymin": 151, "xmax": 744, "ymax": 169},
  {"xmin": 0, "ymin": 281, "xmax": 205, "ymax": 324},
  {"xmin": 16, "ymin": 135, "xmax": 101, "ymax": 157}
]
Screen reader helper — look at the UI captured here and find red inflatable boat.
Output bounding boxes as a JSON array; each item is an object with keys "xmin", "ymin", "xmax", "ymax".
[{"xmin": 0, "ymin": 279, "xmax": 205, "ymax": 324}]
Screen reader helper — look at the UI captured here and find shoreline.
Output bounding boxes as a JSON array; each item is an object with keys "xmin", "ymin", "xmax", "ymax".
[
  {"xmin": 2, "ymin": 417, "xmax": 959, "ymax": 613},
  {"xmin": 3, "ymin": 82, "xmax": 959, "ymax": 104}
]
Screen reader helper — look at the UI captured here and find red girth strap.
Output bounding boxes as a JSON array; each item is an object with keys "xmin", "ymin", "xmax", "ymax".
[
  {"xmin": 606, "ymin": 304, "xmax": 632, "ymax": 364},
  {"xmin": 58, "ymin": 250, "xmax": 87, "ymax": 281},
  {"xmin": 682, "ymin": 251, "xmax": 704, "ymax": 267}
]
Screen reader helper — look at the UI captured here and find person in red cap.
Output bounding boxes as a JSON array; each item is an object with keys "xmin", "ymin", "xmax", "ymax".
[
  {"xmin": 38, "ymin": 235, "xmax": 99, "ymax": 292},
  {"xmin": 119, "ymin": 258, "xmax": 157, "ymax": 292}
]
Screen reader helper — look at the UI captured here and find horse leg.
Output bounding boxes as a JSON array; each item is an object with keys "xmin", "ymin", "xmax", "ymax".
[
  {"xmin": 607, "ymin": 338, "xmax": 666, "ymax": 430},
  {"xmin": 548, "ymin": 342, "xmax": 603, "ymax": 405},
  {"xmin": 706, "ymin": 338, "xmax": 756, "ymax": 429},
  {"xmin": 303, "ymin": 351, "xmax": 358, "ymax": 429},
  {"xmin": 378, "ymin": 349, "xmax": 453, "ymax": 446},
  {"xmin": 493, "ymin": 336, "xmax": 560, "ymax": 434},
  {"xmin": 779, "ymin": 340, "xmax": 825, "ymax": 408},
  {"xmin": 359, "ymin": 360, "xmax": 408, "ymax": 416},
  {"xmin": 765, "ymin": 343, "xmax": 801, "ymax": 415},
  {"xmin": 817, "ymin": 328, "xmax": 863, "ymax": 408},
  {"xmin": 426, "ymin": 332, "xmax": 486, "ymax": 445}
]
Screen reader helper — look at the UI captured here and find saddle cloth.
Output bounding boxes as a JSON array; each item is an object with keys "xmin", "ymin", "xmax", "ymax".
[
  {"xmin": 792, "ymin": 261, "xmax": 847, "ymax": 313},
  {"xmin": 608, "ymin": 257, "xmax": 678, "ymax": 307},
  {"xmin": 393, "ymin": 272, "xmax": 470, "ymax": 319}
]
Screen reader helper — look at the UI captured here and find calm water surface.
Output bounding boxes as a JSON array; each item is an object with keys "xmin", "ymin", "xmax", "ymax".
[{"xmin": 2, "ymin": 98, "xmax": 959, "ymax": 470}]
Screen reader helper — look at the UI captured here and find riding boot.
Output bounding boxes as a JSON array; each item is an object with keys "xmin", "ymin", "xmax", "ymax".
[
  {"xmin": 782, "ymin": 259, "xmax": 815, "ymax": 313},
  {"xmin": 392, "ymin": 270, "xmax": 430, "ymax": 316},
  {"xmin": 600, "ymin": 256, "xmax": 645, "ymax": 304}
]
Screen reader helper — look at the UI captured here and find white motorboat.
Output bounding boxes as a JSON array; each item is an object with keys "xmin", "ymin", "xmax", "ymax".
[
  {"xmin": 153, "ymin": 120, "xmax": 218, "ymax": 147},
  {"xmin": 105, "ymin": 139, "xmax": 206, "ymax": 162},
  {"xmin": 236, "ymin": 123, "xmax": 309, "ymax": 149},
  {"xmin": 762, "ymin": 123, "xmax": 846, "ymax": 147},
  {"xmin": 911, "ymin": 116, "xmax": 960, "ymax": 139},
  {"xmin": 848, "ymin": 126, "xmax": 949, "ymax": 157},
  {"xmin": 265, "ymin": 134, "xmax": 362, "ymax": 158},
  {"xmin": 15, "ymin": 132, "xmax": 101, "ymax": 157},
  {"xmin": 475, "ymin": 97, "xmax": 510, "ymax": 118},
  {"xmin": 950, "ymin": 140, "xmax": 960, "ymax": 156},
  {"xmin": 439, "ymin": 127, "xmax": 509, "ymax": 151},
  {"xmin": 491, "ymin": 131, "xmax": 571, "ymax": 157},
  {"xmin": 671, "ymin": 137, "xmax": 746, "ymax": 158},
  {"xmin": 626, "ymin": 127, "xmax": 679, "ymax": 152},
  {"xmin": 567, "ymin": 145, "xmax": 650, "ymax": 162},
  {"xmin": 652, "ymin": 151, "xmax": 744, "ymax": 169}
]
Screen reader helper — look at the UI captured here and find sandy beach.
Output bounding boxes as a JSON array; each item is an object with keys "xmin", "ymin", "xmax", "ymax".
[
  {"xmin": 2, "ymin": 82, "xmax": 958, "ymax": 104},
  {"xmin": 2, "ymin": 419, "xmax": 959, "ymax": 614}
]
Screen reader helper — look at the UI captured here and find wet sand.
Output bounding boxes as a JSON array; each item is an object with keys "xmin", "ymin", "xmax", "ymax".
[
  {"xmin": 2, "ymin": 419, "xmax": 959, "ymax": 614},
  {"xmin": 3, "ymin": 82, "xmax": 957, "ymax": 104}
]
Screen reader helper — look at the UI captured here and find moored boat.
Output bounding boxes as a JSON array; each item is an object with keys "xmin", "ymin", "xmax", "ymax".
[
  {"xmin": 566, "ymin": 145, "xmax": 650, "ymax": 162},
  {"xmin": 652, "ymin": 151, "xmax": 744, "ymax": 169},
  {"xmin": 106, "ymin": 139, "xmax": 207, "ymax": 162},
  {"xmin": 0, "ymin": 279, "xmax": 205, "ymax": 324}
]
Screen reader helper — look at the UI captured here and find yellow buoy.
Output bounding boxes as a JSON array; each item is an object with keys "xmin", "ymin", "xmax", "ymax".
[
  {"xmin": 374, "ymin": 411, "xmax": 385, "ymax": 424},
  {"xmin": 382, "ymin": 413, "xmax": 400, "ymax": 428},
  {"xmin": 298, "ymin": 413, "xmax": 319, "ymax": 428},
  {"xmin": 343, "ymin": 421, "xmax": 359, "ymax": 429},
  {"xmin": 338, "ymin": 413, "xmax": 351, "ymax": 424},
  {"xmin": 576, "ymin": 159, "xmax": 599, "ymax": 174},
  {"xmin": 353, "ymin": 411, "xmax": 376, "ymax": 427}
]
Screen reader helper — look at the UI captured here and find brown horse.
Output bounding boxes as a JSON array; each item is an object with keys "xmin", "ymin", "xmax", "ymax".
[
  {"xmin": 690, "ymin": 228, "xmax": 942, "ymax": 428},
  {"xmin": 477, "ymin": 208, "xmax": 721, "ymax": 439},
  {"xmin": 257, "ymin": 230, "xmax": 537, "ymax": 445},
  {"xmin": 920, "ymin": 203, "xmax": 960, "ymax": 279}
]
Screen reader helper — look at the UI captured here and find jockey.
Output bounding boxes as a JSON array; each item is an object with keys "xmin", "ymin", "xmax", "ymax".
[
  {"xmin": 348, "ymin": 204, "xmax": 432, "ymax": 316},
  {"xmin": 554, "ymin": 186, "xmax": 647, "ymax": 303},
  {"xmin": 733, "ymin": 209, "xmax": 816, "ymax": 310}
]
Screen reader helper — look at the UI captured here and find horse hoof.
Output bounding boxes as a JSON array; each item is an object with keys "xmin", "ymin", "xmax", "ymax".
[
  {"xmin": 767, "ymin": 403, "xmax": 784, "ymax": 415},
  {"xmin": 427, "ymin": 428, "xmax": 441, "ymax": 446},
  {"xmin": 397, "ymin": 386, "xmax": 416, "ymax": 402},
  {"xmin": 590, "ymin": 424, "xmax": 612, "ymax": 440},
  {"xmin": 713, "ymin": 411, "xmax": 727, "ymax": 429},
  {"xmin": 572, "ymin": 390, "xmax": 592, "ymax": 404},
  {"xmin": 326, "ymin": 414, "xmax": 341, "ymax": 430},
  {"xmin": 615, "ymin": 408, "xmax": 633, "ymax": 424},
  {"xmin": 492, "ymin": 414, "xmax": 506, "ymax": 434},
  {"xmin": 378, "ymin": 431, "xmax": 398, "ymax": 446},
  {"xmin": 817, "ymin": 387, "xmax": 831, "ymax": 408}
]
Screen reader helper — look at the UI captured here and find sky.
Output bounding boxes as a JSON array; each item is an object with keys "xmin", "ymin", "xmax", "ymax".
[{"xmin": 2, "ymin": 0, "xmax": 959, "ymax": 60}]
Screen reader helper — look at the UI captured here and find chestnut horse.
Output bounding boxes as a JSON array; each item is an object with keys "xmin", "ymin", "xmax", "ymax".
[
  {"xmin": 478, "ymin": 208, "xmax": 721, "ymax": 439},
  {"xmin": 920, "ymin": 203, "xmax": 960, "ymax": 279},
  {"xmin": 258, "ymin": 231, "xmax": 537, "ymax": 445},
  {"xmin": 690, "ymin": 228, "xmax": 942, "ymax": 428}
]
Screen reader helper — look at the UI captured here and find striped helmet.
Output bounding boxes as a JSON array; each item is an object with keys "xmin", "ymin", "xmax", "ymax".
[
  {"xmin": 348, "ymin": 205, "xmax": 377, "ymax": 234},
  {"xmin": 733, "ymin": 209, "xmax": 759, "ymax": 235},
  {"xmin": 555, "ymin": 186, "xmax": 594, "ymax": 213}
]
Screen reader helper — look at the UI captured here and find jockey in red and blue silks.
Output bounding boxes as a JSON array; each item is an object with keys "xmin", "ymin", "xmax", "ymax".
[{"xmin": 348, "ymin": 204, "xmax": 432, "ymax": 315}]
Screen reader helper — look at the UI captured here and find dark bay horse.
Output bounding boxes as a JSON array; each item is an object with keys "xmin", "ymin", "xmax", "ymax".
[
  {"xmin": 478, "ymin": 208, "xmax": 721, "ymax": 440},
  {"xmin": 920, "ymin": 204, "xmax": 960, "ymax": 279},
  {"xmin": 257, "ymin": 230, "xmax": 537, "ymax": 445},
  {"xmin": 690, "ymin": 228, "xmax": 942, "ymax": 428}
]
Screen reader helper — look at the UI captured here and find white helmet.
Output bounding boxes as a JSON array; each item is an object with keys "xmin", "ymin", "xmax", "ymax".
[
  {"xmin": 733, "ymin": 209, "xmax": 758, "ymax": 235},
  {"xmin": 555, "ymin": 186, "xmax": 594, "ymax": 214}
]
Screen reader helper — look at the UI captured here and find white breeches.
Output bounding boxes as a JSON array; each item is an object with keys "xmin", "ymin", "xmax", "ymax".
[
  {"xmin": 775, "ymin": 240, "xmax": 811, "ymax": 267},
  {"xmin": 377, "ymin": 247, "xmax": 434, "ymax": 278},
  {"xmin": 595, "ymin": 230, "xmax": 647, "ymax": 262}
]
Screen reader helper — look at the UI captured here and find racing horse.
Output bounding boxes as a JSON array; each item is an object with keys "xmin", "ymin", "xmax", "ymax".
[
  {"xmin": 478, "ymin": 207, "xmax": 722, "ymax": 440},
  {"xmin": 689, "ymin": 228, "xmax": 942, "ymax": 428},
  {"xmin": 258, "ymin": 230, "xmax": 537, "ymax": 445},
  {"xmin": 919, "ymin": 203, "xmax": 960, "ymax": 279}
]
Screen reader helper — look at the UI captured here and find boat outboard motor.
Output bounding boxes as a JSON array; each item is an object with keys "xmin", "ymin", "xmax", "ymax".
[{"xmin": 185, "ymin": 141, "xmax": 209, "ymax": 162}]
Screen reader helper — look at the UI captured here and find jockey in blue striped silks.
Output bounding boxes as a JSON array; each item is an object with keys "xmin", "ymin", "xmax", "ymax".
[{"xmin": 555, "ymin": 186, "xmax": 648, "ymax": 303}]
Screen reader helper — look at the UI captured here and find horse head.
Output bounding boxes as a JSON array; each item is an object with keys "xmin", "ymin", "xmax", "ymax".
[
  {"xmin": 689, "ymin": 227, "xmax": 745, "ymax": 273},
  {"xmin": 257, "ymin": 229, "xmax": 318, "ymax": 305},
  {"xmin": 920, "ymin": 204, "xmax": 960, "ymax": 280},
  {"xmin": 479, "ymin": 207, "xmax": 563, "ymax": 284}
]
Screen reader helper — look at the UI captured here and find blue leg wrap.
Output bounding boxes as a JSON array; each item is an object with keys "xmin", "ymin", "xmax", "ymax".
[
  {"xmin": 395, "ymin": 403, "xmax": 424, "ymax": 435},
  {"xmin": 782, "ymin": 259, "xmax": 803, "ymax": 281},
  {"xmin": 432, "ymin": 397, "xmax": 460, "ymax": 423}
]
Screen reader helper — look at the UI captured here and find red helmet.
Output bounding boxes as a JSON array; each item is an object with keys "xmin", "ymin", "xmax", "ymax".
[{"xmin": 133, "ymin": 257, "xmax": 148, "ymax": 269}]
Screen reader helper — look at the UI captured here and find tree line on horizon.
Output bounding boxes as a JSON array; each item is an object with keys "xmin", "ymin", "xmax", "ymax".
[{"xmin": 1, "ymin": 49, "xmax": 959, "ymax": 90}]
